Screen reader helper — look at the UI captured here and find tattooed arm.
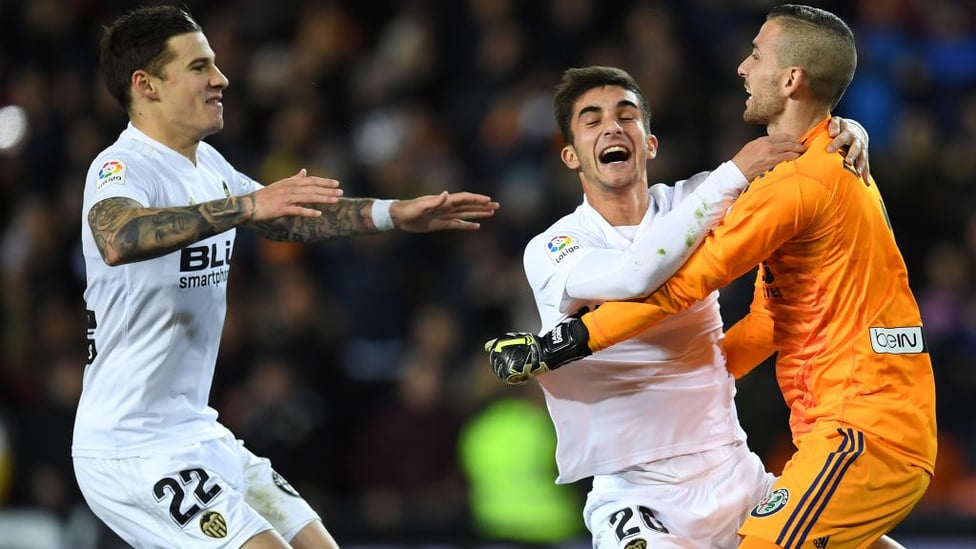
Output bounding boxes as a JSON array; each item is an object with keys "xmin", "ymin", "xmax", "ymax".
[
  {"xmin": 246, "ymin": 191, "xmax": 500, "ymax": 242},
  {"xmin": 88, "ymin": 196, "xmax": 255, "ymax": 265},
  {"xmin": 245, "ymin": 198, "xmax": 379, "ymax": 242},
  {"xmin": 88, "ymin": 169, "xmax": 343, "ymax": 265},
  {"xmin": 90, "ymin": 184, "xmax": 499, "ymax": 264}
]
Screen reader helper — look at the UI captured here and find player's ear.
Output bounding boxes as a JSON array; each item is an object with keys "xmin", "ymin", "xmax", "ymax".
[
  {"xmin": 561, "ymin": 144, "xmax": 580, "ymax": 170},
  {"xmin": 132, "ymin": 70, "xmax": 158, "ymax": 100},
  {"xmin": 782, "ymin": 66, "xmax": 803, "ymax": 98},
  {"xmin": 645, "ymin": 133, "xmax": 658, "ymax": 159}
]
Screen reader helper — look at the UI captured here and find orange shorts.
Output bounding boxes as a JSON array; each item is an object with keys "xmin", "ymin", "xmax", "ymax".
[{"xmin": 739, "ymin": 427, "xmax": 931, "ymax": 548}]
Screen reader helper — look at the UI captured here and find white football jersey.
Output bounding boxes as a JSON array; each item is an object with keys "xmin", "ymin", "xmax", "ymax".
[
  {"xmin": 74, "ymin": 124, "xmax": 260, "ymax": 458},
  {"xmin": 524, "ymin": 163, "xmax": 749, "ymax": 484}
]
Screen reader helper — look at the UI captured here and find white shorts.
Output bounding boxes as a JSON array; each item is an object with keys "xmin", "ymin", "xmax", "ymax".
[
  {"xmin": 584, "ymin": 442, "xmax": 775, "ymax": 549},
  {"xmin": 73, "ymin": 433, "xmax": 320, "ymax": 548}
]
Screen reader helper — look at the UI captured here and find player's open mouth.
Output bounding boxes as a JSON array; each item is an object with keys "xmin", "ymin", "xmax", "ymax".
[{"xmin": 599, "ymin": 145, "xmax": 631, "ymax": 164}]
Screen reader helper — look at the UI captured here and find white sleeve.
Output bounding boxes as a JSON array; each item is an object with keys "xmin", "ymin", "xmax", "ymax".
[
  {"xmin": 565, "ymin": 160, "xmax": 747, "ymax": 301},
  {"xmin": 86, "ymin": 152, "xmax": 156, "ymax": 212},
  {"xmin": 523, "ymin": 230, "xmax": 599, "ymax": 327},
  {"xmin": 234, "ymin": 170, "xmax": 262, "ymax": 194}
]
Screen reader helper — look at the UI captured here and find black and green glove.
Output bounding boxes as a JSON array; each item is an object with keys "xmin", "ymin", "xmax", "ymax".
[{"xmin": 483, "ymin": 318, "xmax": 592, "ymax": 385}]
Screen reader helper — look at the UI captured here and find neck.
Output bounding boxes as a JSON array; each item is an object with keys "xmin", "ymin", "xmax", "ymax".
[
  {"xmin": 766, "ymin": 99, "xmax": 831, "ymax": 139},
  {"xmin": 130, "ymin": 111, "xmax": 201, "ymax": 165},
  {"xmin": 583, "ymin": 182, "xmax": 649, "ymax": 226}
]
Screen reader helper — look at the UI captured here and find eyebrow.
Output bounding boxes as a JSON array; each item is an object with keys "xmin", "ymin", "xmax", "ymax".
[{"xmin": 577, "ymin": 99, "xmax": 640, "ymax": 120}]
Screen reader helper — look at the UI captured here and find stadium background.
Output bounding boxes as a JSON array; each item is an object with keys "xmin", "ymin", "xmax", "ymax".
[{"xmin": 1, "ymin": 0, "xmax": 975, "ymax": 546}]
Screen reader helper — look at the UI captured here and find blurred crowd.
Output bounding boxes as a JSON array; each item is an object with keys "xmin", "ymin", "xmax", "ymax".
[{"xmin": 1, "ymin": 0, "xmax": 975, "ymax": 545}]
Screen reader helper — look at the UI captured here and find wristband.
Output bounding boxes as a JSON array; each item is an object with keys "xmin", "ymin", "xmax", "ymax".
[{"xmin": 371, "ymin": 199, "xmax": 396, "ymax": 231}]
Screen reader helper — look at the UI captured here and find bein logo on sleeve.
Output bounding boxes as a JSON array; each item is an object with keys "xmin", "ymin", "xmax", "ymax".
[{"xmin": 869, "ymin": 326, "xmax": 926, "ymax": 354}]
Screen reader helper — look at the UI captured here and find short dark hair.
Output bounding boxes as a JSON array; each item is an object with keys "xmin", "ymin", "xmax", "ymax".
[
  {"xmin": 766, "ymin": 4, "xmax": 856, "ymax": 109},
  {"xmin": 100, "ymin": 4, "xmax": 201, "ymax": 111},
  {"xmin": 553, "ymin": 66, "xmax": 652, "ymax": 146}
]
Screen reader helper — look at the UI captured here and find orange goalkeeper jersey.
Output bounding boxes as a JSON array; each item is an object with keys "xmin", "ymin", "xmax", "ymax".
[{"xmin": 583, "ymin": 117, "xmax": 936, "ymax": 473}]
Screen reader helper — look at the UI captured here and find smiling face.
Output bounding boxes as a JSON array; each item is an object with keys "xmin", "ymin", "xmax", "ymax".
[
  {"xmin": 560, "ymin": 85, "xmax": 658, "ymax": 193},
  {"xmin": 737, "ymin": 20, "xmax": 789, "ymax": 127},
  {"xmin": 136, "ymin": 31, "xmax": 228, "ymax": 148}
]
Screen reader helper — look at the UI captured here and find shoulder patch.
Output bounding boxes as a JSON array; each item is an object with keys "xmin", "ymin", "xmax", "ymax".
[
  {"xmin": 546, "ymin": 234, "xmax": 583, "ymax": 265},
  {"xmin": 751, "ymin": 488, "xmax": 790, "ymax": 517},
  {"xmin": 96, "ymin": 160, "xmax": 126, "ymax": 191}
]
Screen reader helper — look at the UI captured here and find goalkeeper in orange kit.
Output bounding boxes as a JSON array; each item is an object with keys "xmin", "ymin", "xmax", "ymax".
[{"xmin": 485, "ymin": 5, "xmax": 935, "ymax": 548}]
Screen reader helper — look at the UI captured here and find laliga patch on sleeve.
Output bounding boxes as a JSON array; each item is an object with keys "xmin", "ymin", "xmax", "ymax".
[
  {"xmin": 96, "ymin": 160, "xmax": 126, "ymax": 191},
  {"xmin": 546, "ymin": 234, "xmax": 583, "ymax": 265}
]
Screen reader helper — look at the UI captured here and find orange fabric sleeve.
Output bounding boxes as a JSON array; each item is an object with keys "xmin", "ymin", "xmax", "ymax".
[
  {"xmin": 582, "ymin": 164, "xmax": 824, "ymax": 352},
  {"xmin": 722, "ymin": 267, "xmax": 775, "ymax": 379}
]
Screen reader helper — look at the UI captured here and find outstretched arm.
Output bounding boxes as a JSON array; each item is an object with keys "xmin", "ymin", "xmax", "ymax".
[
  {"xmin": 247, "ymin": 190, "xmax": 499, "ymax": 242},
  {"xmin": 90, "ymin": 164, "xmax": 498, "ymax": 265},
  {"xmin": 566, "ymin": 134, "xmax": 805, "ymax": 301},
  {"xmin": 487, "ymin": 182, "xmax": 791, "ymax": 386},
  {"xmin": 88, "ymin": 169, "xmax": 342, "ymax": 266}
]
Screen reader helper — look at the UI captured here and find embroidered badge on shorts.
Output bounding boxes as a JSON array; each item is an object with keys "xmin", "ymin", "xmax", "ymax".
[
  {"xmin": 546, "ymin": 235, "xmax": 582, "ymax": 265},
  {"xmin": 199, "ymin": 510, "xmax": 227, "ymax": 539},
  {"xmin": 624, "ymin": 539, "xmax": 647, "ymax": 549},
  {"xmin": 96, "ymin": 160, "xmax": 126, "ymax": 191},
  {"xmin": 751, "ymin": 488, "xmax": 790, "ymax": 517}
]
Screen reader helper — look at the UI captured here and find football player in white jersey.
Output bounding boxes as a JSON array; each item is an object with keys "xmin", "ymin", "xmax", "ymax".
[
  {"xmin": 485, "ymin": 66, "xmax": 870, "ymax": 548},
  {"xmin": 74, "ymin": 5, "xmax": 498, "ymax": 548}
]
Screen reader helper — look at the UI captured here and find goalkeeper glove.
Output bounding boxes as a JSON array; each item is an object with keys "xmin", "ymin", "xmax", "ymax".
[{"xmin": 483, "ymin": 317, "xmax": 592, "ymax": 386}]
